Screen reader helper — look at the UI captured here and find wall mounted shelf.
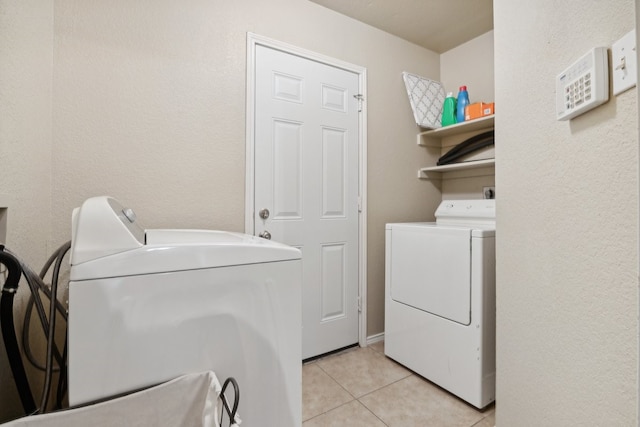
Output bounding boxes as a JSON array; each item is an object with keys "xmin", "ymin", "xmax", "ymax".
[
  {"xmin": 417, "ymin": 115, "xmax": 495, "ymax": 180},
  {"xmin": 418, "ymin": 115, "xmax": 494, "ymax": 145},
  {"xmin": 418, "ymin": 158, "xmax": 495, "ymax": 180}
]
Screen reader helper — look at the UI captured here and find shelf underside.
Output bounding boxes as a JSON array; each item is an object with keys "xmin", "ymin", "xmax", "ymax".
[{"xmin": 418, "ymin": 158, "xmax": 495, "ymax": 180}]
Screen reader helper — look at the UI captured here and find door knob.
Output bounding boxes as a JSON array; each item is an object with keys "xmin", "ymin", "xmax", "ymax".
[
  {"xmin": 259, "ymin": 230, "xmax": 272, "ymax": 240},
  {"xmin": 259, "ymin": 208, "xmax": 270, "ymax": 220}
]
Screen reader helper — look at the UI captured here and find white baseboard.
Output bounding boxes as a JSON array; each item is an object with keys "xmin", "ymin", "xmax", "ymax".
[{"xmin": 366, "ymin": 332, "xmax": 384, "ymax": 346}]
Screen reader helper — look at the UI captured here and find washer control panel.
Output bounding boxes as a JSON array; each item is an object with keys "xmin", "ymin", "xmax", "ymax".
[{"xmin": 435, "ymin": 200, "xmax": 496, "ymax": 226}]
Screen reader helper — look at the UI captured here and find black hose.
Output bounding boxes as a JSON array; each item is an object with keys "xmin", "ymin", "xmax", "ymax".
[
  {"xmin": 2, "ymin": 243, "xmax": 71, "ymax": 415},
  {"xmin": 55, "ymin": 332, "xmax": 68, "ymax": 409},
  {"xmin": 39, "ymin": 241, "xmax": 70, "ymax": 411},
  {"xmin": 19, "ymin": 266, "xmax": 53, "ymax": 358},
  {"xmin": 16, "ymin": 245, "xmax": 68, "ymax": 371},
  {"xmin": 0, "ymin": 248, "xmax": 37, "ymax": 415},
  {"xmin": 39, "ymin": 244, "xmax": 67, "ymax": 279},
  {"xmin": 22, "ymin": 294, "xmax": 66, "ymax": 372}
]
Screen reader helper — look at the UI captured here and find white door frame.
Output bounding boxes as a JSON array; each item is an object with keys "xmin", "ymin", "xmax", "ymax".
[{"xmin": 245, "ymin": 32, "xmax": 368, "ymax": 349}]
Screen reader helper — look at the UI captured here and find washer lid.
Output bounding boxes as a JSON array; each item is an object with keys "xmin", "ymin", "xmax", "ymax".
[
  {"xmin": 69, "ymin": 197, "xmax": 300, "ymax": 281},
  {"xmin": 70, "ymin": 229, "xmax": 301, "ymax": 281}
]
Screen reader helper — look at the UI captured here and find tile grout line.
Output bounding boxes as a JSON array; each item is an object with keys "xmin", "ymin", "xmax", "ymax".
[
  {"xmin": 309, "ymin": 348, "xmax": 391, "ymax": 425},
  {"xmin": 302, "ymin": 399, "xmax": 354, "ymax": 424},
  {"xmin": 314, "ymin": 346, "xmax": 395, "ymax": 398},
  {"xmin": 356, "ymin": 395, "xmax": 392, "ymax": 427},
  {"xmin": 314, "ymin": 358, "xmax": 359, "ymax": 399},
  {"xmin": 355, "ymin": 373, "xmax": 415, "ymax": 401},
  {"xmin": 305, "ymin": 343, "xmax": 493, "ymax": 427},
  {"xmin": 302, "ymin": 398, "xmax": 391, "ymax": 427},
  {"xmin": 313, "ymin": 346, "xmax": 413, "ymax": 426},
  {"xmin": 354, "ymin": 375, "xmax": 417, "ymax": 427},
  {"xmin": 302, "ymin": 361, "xmax": 357, "ymax": 423}
]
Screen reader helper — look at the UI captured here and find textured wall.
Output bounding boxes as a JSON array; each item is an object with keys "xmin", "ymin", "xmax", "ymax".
[
  {"xmin": 0, "ymin": 0, "xmax": 54, "ymax": 421},
  {"xmin": 1, "ymin": 2, "xmax": 441, "ymax": 419},
  {"xmin": 49, "ymin": 0, "xmax": 441, "ymax": 339},
  {"xmin": 0, "ymin": 1, "xmax": 53, "ymax": 267},
  {"xmin": 494, "ymin": 1, "xmax": 638, "ymax": 425},
  {"xmin": 440, "ymin": 30, "xmax": 495, "ymax": 105},
  {"xmin": 439, "ymin": 31, "xmax": 495, "ymax": 200}
]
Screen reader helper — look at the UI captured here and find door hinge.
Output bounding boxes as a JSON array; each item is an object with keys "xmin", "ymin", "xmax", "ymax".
[
  {"xmin": 357, "ymin": 296, "xmax": 362, "ymax": 313},
  {"xmin": 353, "ymin": 94, "xmax": 364, "ymax": 112},
  {"xmin": 357, "ymin": 196, "xmax": 362, "ymax": 213}
]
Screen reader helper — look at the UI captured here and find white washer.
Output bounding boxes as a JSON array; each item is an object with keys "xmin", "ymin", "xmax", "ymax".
[
  {"xmin": 67, "ymin": 196, "xmax": 302, "ymax": 426},
  {"xmin": 384, "ymin": 199, "xmax": 495, "ymax": 409}
]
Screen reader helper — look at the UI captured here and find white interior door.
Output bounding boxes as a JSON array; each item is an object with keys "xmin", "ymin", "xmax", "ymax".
[{"xmin": 254, "ymin": 44, "xmax": 360, "ymax": 359}]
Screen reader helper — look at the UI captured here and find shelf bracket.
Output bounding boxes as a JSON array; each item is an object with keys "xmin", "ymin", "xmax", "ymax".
[{"xmin": 418, "ymin": 170, "xmax": 443, "ymax": 180}]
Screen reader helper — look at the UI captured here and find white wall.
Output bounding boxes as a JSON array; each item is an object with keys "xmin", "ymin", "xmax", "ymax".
[
  {"xmin": 8, "ymin": 2, "xmax": 637, "ymax": 424},
  {"xmin": 0, "ymin": 0, "xmax": 54, "ymax": 420},
  {"xmin": 440, "ymin": 30, "xmax": 495, "ymax": 104},
  {"xmin": 439, "ymin": 31, "xmax": 495, "ymax": 200},
  {"xmin": 494, "ymin": 1, "xmax": 638, "ymax": 425},
  {"xmin": 49, "ymin": 0, "xmax": 441, "ymax": 345},
  {"xmin": 1, "ymin": 1, "xmax": 441, "ymax": 420}
]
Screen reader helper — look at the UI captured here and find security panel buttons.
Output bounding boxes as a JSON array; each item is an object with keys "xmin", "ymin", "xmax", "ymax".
[{"xmin": 556, "ymin": 47, "xmax": 609, "ymax": 121}]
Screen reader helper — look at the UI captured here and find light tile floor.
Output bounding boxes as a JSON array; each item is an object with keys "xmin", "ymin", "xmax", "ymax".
[{"xmin": 302, "ymin": 341, "xmax": 495, "ymax": 427}]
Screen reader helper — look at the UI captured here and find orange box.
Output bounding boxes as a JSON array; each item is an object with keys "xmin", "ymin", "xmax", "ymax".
[{"xmin": 465, "ymin": 102, "xmax": 495, "ymax": 121}]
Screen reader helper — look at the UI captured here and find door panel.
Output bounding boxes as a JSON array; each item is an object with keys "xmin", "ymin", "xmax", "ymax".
[
  {"xmin": 255, "ymin": 45, "xmax": 360, "ymax": 359},
  {"xmin": 273, "ymin": 120, "xmax": 303, "ymax": 219},
  {"xmin": 390, "ymin": 226, "xmax": 472, "ymax": 326},
  {"xmin": 321, "ymin": 242, "xmax": 347, "ymax": 321},
  {"xmin": 322, "ymin": 127, "xmax": 347, "ymax": 217},
  {"xmin": 321, "ymin": 84, "xmax": 348, "ymax": 112}
]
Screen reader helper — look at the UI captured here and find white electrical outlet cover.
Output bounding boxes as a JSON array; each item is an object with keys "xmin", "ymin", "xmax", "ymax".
[{"xmin": 612, "ymin": 29, "xmax": 637, "ymax": 96}]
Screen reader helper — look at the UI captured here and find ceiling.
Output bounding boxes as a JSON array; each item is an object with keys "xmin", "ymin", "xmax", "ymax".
[{"xmin": 309, "ymin": 0, "xmax": 493, "ymax": 53}]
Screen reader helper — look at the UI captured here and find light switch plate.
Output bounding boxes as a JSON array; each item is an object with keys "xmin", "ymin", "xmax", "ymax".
[{"xmin": 612, "ymin": 29, "xmax": 637, "ymax": 95}]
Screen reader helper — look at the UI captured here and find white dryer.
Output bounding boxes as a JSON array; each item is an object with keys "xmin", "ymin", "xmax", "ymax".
[{"xmin": 384, "ymin": 199, "xmax": 495, "ymax": 409}]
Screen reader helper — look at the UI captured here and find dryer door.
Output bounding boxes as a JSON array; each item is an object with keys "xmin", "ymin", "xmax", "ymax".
[{"xmin": 389, "ymin": 225, "xmax": 471, "ymax": 325}]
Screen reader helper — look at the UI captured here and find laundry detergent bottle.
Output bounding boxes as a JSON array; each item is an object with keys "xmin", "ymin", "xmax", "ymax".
[
  {"xmin": 441, "ymin": 92, "xmax": 457, "ymax": 127},
  {"xmin": 456, "ymin": 85, "xmax": 469, "ymax": 123}
]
